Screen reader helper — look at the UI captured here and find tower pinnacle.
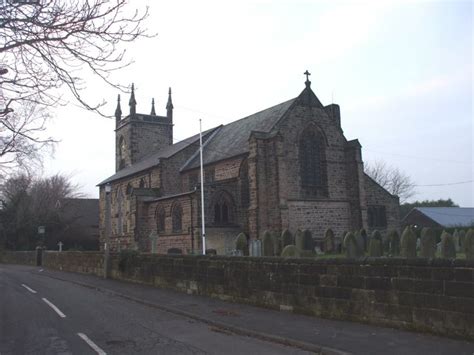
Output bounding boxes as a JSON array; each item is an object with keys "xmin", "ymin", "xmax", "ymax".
[
  {"xmin": 151, "ymin": 98, "xmax": 156, "ymax": 116},
  {"xmin": 166, "ymin": 87, "xmax": 173, "ymax": 119},
  {"xmin": 129, "ymin": 83, "xmax": 137, "ymax": 116},
  {"xmin": 115, "ymin": 94, "xmax": 122, "ymax": 122}
]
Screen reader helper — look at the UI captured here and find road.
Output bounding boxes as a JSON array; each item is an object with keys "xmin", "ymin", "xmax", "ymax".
[{"xmin": 0, "ymin": 265, "xmax": 311, "ymax": 354}]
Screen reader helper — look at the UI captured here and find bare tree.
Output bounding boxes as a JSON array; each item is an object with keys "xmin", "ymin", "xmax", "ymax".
[
  {"xmin": 0, "ymin": 0, "xmax": 151, "ymax": 173},
  {"xmin": 0, "ymin": 101, "xmax": 54, "ymax": 177},
  {"xmin": 365, "ymin": 160, "xmax": 416, "ymax": 203},
  {"xmin": 0, "ymin": 172, "xmax": 82, "ymax": 249}
]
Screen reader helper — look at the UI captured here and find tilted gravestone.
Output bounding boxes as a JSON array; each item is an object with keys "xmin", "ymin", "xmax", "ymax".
[
  {"xmin": 368, "ymin": 230, "xmax": 383, "ymax": 257},
  {"xmin": 344, "ymin": 232, "xmax": 362, "ymax": 258},
  {"xmin": 388, "ymin": 229, "xmax": 400, "ymax": 256},
  {"xmin": 281, "ymin": 229, "xmax": 293, "ymax": 249},
  {"xmin": 440, "ymin": 231, "xmax": 456, "ymax": 259},
  {"xmin": 281, "ymin": 244, "xmax": 300, "ymax": 258},
  {"xmin": 262, "ymin": 230, "xmax": 274, "ymax": 256},
  {"xmin": 420, "ymin": 227, "xmax": 436, "ymax": 259},
  {"xmin": 464, "ymin": 229, "xmax": 474, "ymax": 260},
  {"xmin": 235, "ymin": 233, "xmax": 249, "ymax": 256},
  {"xmin": 400, "ymin": 226, "xmax": 417, "ymax": 258},
  {"xmin": 324, "ymin": 228, "xmax": 335, "ymax": 253}
]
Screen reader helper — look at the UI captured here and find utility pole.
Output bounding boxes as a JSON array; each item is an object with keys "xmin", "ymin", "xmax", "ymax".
[{"xmin": 199, "ymin": 119, "xmax": 206, "ymax": 255}]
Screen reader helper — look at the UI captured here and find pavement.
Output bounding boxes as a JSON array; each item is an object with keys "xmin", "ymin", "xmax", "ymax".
[{"xmin": 3, "ymin": 264, "xmax": 474, "ymax": 355}]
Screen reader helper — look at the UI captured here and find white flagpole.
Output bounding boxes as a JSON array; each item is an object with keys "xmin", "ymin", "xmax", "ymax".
[{"xmin": 199, "ymin": 119, "xmax": 206, "ymax": 255}]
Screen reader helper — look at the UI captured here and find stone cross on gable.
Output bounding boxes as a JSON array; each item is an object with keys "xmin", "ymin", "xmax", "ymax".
[{"xmin": 304, "ymin": 70, "xmax": 311, "ymax": 82}]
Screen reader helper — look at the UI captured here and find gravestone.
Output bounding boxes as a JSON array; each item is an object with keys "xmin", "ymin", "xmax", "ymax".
[
  {"xmin": 452, "ymin": 230, "xmax": 461, "ymax": 253},
  {"xmin": 464, "ymin": 229, "xmax": 474, "ymax": 260},
  {"xmin": 388, "ymin": 229, "xmax": 400, "ymax": 256},
  {"xmin": 401, "ymin": 226, "xmax": 416, "ymax": 258},
  {"xmin": 281, "ymin": 245, "xmax": 300, "ymax": 258},
  {"xmin": 360, "ymin": 229, "xmax": 368, "ymax": 251},
  {"xmin": 368, "ymin": 230, "xmax": 383, "ymax": 257},
  {"xmin": 235, "ymin": 233, "xmax": 249, "ymax": 256},
  {"xmin": 440, "ymin": 231, "xmax": 456, "ymax": 259},
  {"xmin": 281, "ymin": 229, "xmax": 293, "ymax": 248},
  {"xmin": 344, "ymin": 232, "xmax": 362, "ymax": 258},
  {"xmin": 354, "ymin": 231, "xmax": 365, "ymax": 255},
  {"xmin": 324, "ymin": 228, "xmax": 335, "ymax": 253},
  {"xmin": 296, "ymin": 229, "xmax": 313, "ymax": 251},
  {"xmin": 420, "ymin": 227, "xmax": 436, "ymax": 259},
  {"xmin": 262, "ymin": 230, "xmax": 274, "ymax": 256},
  {"xmin": 250, "ymin": 239, "xmax": 262, "ymax": 257}
]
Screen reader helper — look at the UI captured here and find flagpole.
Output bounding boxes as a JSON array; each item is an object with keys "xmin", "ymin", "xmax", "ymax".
[{"xmin": 199, "ymin": 119, "xmax": 206, "ymax": 255}]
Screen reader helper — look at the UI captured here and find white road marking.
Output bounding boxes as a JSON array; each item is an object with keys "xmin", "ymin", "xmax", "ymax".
[
  {"xmin": 21, "ymin": 284, "xmax": 37, "ymax": 294},
  {"xmin": 77, "ymin": 333, "xmax": 107, "ymax": 355},
  {"xmin": 42, "ymin": 298, "xmax": 66, "ymax": 318},
  {"xmin": 38, "ymin": 269, "xmax": 43, "ymax": 272}
]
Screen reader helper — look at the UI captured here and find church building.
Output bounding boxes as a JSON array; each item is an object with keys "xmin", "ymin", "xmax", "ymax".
[{"xmin": 98, "ymin": 73, "xmax": 400, "ymax": 254}]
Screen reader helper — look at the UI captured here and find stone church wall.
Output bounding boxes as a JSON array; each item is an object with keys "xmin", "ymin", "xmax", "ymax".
[
  {"xmin": 364, "ymin": 175, "xmax": 400, "ymax": 234},
  {"xmin": 287, "ymin": 200, "xmax": 352, "ymax": 239}
]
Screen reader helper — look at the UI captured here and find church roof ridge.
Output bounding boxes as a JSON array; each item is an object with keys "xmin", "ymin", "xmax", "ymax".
[{"xmin": 98, "ymin": 126, "xmax": 220, "ymax": 186}]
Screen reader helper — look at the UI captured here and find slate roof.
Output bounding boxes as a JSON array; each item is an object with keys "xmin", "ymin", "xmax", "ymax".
[
  {"xmin": 413, "ymin": 207, "xmax": 474, "ymax": 227},
  {"xmin": 98, "ymin": 128, "xmax": 218, "ymax": 185},
  {"xmin": 181, "ymin": 98, "xmax": 297, "ymax": 171}
]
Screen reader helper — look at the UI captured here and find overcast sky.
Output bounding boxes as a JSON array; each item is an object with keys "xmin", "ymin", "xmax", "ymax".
[{"xmin": 43, "ymin": 0, "xmax": 473, "ymax": 206}]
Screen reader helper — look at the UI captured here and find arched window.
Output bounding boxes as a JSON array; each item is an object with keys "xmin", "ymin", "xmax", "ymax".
[
  {"xmin": 172, "ymin": 203, "xmax": 183, "ymax": 233},
  {"xmin": 299, "ymin": 130, "xmax": 322, "ymax": 187},
  {"xmin": 239, "ymin": 159, "xmax": 250, "ymax": 207},
  {"xmin": 156, "ymin": 206, "xmax": 166, "ymax": 233},
  {"xmin": 213, "ymin": 191, "xmax": 234, "ymax": 225},
  {"xmin": 118, "ymin": 136, "xmax": 126, "ymax": 169}
]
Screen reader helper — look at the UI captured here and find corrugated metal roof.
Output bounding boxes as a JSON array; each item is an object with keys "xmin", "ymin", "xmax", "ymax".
[{"xmin": 415, "ymin": 207, "xmax": 474, "ymax": 227}]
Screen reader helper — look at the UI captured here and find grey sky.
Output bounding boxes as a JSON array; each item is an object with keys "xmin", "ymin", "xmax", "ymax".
[{"xmin": 44, "ymin": 0, "xmax": 473, "ymax": 206}]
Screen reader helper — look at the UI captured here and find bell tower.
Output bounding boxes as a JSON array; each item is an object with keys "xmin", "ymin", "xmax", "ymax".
[{"xmin": 115, "ymin": 84, "xmax": 174, "ymax": 172}]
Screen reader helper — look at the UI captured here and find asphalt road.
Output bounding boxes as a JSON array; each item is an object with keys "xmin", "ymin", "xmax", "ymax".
[{"xmin": 0, "ymin": 265, "xmax": 311, "ymax": 354}]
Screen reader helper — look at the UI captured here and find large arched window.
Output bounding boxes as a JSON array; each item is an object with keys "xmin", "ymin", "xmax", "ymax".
[
  {"xmin": 299, "ymin": 130, "xmax": 322, "ymax": 187},
  {"xmin": 171, "ymin": 203, "xmax": 183, "ymax": 233},
  {"xmin": 156, "ymin": 206, "xmax": 166, "ymax": 233},
  {"xmin": 213, "ymin": 191, "xmax": 234, "ymax": 225}
]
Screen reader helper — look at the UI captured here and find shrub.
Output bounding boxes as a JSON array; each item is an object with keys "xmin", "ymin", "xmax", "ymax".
[{"xmin": 118, "ymin": 249, "xmax": 140, "ymax": 273}]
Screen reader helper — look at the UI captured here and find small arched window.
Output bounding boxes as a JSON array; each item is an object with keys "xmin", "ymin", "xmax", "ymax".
[
  {"xmin": 299, "ymin": 130, "xmax": 322, "ymax": 187},
  {"xmin": 156, "ymin": 206, "xmax": 166, "ymax": 233},
  {"xmin": 172, "ymin": 203, "xmax": 183, "ymax": 233}
]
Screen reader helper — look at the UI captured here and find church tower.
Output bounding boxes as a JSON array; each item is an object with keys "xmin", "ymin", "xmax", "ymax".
[{"xmin": 115, "ymin": 84, "xmax": 174, "ymax": 171}]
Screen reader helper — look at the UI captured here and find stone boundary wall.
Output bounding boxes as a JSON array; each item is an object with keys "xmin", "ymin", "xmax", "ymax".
[
  {"xmin": 1, "ymin": 251, "xmax": 473, "ymax": 340},
  {"xmin": 43, "ymin": 251, "xmax": 104, "ymax": 276},
  {"xmin": 0, "ymin": 251, "xmax": 37, "ymax": 265}
]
